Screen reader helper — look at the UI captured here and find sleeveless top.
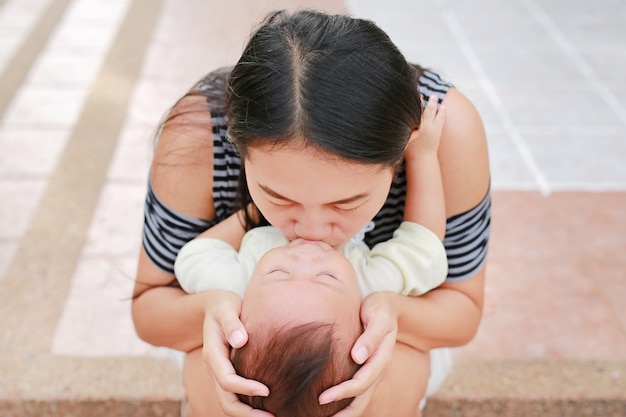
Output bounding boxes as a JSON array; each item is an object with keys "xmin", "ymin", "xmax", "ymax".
[{"xmin": 142, "ymin": 67, "xmax": 491, "ymax": 283}]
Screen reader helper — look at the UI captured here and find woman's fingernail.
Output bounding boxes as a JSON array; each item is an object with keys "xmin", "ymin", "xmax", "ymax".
[
  {"xmin": 319, "ymin": 397, "xmax": 332, "ymax": 405},
  {"xmin": 354, "ymin": 346, "xmax": 369, "ymax": 364},
  {"xmin": 229, "ymin": 330, "xmax": 244, "ymax": 346},
  {"xmin": 253, "ymin": 388, "xmax": 269, "ymax": 397}
]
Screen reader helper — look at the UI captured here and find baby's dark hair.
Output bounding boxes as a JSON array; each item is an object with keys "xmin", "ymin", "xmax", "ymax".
[{"xmin": 231, "ymin": 322, "xmax": 361, "ymax": 417}]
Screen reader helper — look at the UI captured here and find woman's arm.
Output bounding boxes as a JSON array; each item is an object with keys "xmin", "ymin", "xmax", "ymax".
[
  {"xmin": 131, "ymin": 93, "xmax": 218, "ymax": 352},
  {"xmin": 394, "ymin": 87, "xmax": 490, "ymax": 350},
  {"xmin": 132, "ymin": 93, "xmax": 270, "ymax": 416},
  {"xmin": 319, "ymin": 88, "xmax": 489, "ymax": 412}
]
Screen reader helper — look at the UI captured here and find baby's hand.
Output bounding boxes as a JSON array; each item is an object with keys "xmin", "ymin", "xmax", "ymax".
[{"xmin": 406, "ymin": 95, "xmax": 446, "ymax": 159}]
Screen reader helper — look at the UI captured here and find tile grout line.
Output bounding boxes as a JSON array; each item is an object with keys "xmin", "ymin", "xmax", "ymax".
[
  {"xmin": 523, "ymin": 0, "xmax": 626, "ymax": 126},
  {"xmin": 0, "ymin": 0, "xmax": 163, "ymax": 355},
  {"xmin": 440, "ymin": 11, "xmax": 551, "ymax": 196},
  {"xmin": 0, "ymin": 0, "xmax": 73, "ymax": 120}
]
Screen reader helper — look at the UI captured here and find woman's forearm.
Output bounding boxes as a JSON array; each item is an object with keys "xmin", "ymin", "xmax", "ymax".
[
  {"xmin": 392, "ymin": 266, "xmax": 486, "ymax": 351},
  {"xmin": 132, "ymin": 286, "xmax": 207, "ymax": 352}
]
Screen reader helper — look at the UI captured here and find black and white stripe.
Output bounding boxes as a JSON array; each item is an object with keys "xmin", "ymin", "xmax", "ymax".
[
  {"xmin": 143, "ymin": 179, "xmax": 214, "ymax": 274},
  {"xmin": 444, "ymin": 192, "xmax": 491, "ymax": 281}
]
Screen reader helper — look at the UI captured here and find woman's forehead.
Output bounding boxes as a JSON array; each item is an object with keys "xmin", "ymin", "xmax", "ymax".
[{"xmin": 245, "ymin": 145, "xmax": 393, "ymax": 196}]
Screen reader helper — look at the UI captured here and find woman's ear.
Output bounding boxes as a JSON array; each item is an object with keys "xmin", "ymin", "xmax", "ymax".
[{"xmin": 406, "ymin": 129, "xmax": 420, "ymax": 148}]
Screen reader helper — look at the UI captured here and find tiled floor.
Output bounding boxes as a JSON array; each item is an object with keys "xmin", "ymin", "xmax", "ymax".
[{"xmin": 0, "ymin": 0, "xmax": 625, "ymax": 413}]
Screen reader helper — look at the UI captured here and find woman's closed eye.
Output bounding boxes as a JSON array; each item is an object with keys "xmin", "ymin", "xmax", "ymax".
[
  {"xmin": 268, "ymin": 198, "xmax": 293, "ymax": 208},
  {"xmin": 334, "ymin": 204, "xmax": 359, "ymax": 213},
  {"xmin": 333, "ymin": 198, "xmax": 368, "ymax": 213}
]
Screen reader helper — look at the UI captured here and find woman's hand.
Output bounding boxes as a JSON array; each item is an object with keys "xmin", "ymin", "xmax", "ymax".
[
  {"xmin": 318, "ymin": 292, "xmax": 398, "ymax": 416},
  {"xmin": 202, "ymin": 290, "xmax": 273, "ymax": 417}
]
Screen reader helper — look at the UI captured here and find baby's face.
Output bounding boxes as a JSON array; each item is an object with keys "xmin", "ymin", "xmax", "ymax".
[{"xmin": 241, "ymin": 239, "xmax": 362, "ymax": 336}]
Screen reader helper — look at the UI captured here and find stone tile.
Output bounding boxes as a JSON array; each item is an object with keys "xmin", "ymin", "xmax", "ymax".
[
  {"xmin": 123, "ymin": 78, "xmax": 187, "ymax": 128},
  {"xmin": 455, "ymin": 260, "xmax": 626, "ymax": 360},
  {"xmin": 550, "ymin": 192, "xmax": 626, "ymax": 263},
  {"xmin": 141, "ymin": 45, "xmax": 226, "ymax": 85},
  {"xmin": 452, "ymin": 16, "xmax": 554, "ymax": 47},
  {"xmin": 2, "ymin": 87, "xmax": 89, "ymax": 129},
  {"xmin": 0, "ymin": 128, "xmax": 69, "ymax": 176},
  {"xmin": 582, "ymin": 49, "xmax": 626, "ymax": 85},
  {"xmin": 51, "ymin": 256, "xmax": 169, "ymax": 357},
  {"xmin": 486, "ymin": 132, "xmax": 538, "ymax": 190},
  {"xmin": 401, "ymin": 43, "xmax": 477, "ymax": 85},
  {"xmin": 81, "ymin": 183, "xmax": 145, "ymax": 258},
  {"xmin": 496, "ymin": 86, "xmax": 625, "ymax": 127},
  {"xmin": 0, "ymin": 241, "xmax": 18, "ymax": 284},
  {"xmin": 24, "ymin": 52, "xmax": 107, "ymax": 89},
  {"xmin": 437, "ymin": 0, "xmax": 532, "ymax": 19},
  {"xmin": 457, "ymin": 191, "xmax": 626, "ymax": 361},
  {"xmin": 548, "ymin": 13, "xmax": 626, "ymax": 48},
  {"xmin": 0, "ymin": 0, "xmax": 52, "ymax": 39},
  {"xmin": 488, "ymin": 191, "xmax": 576, "ymax": 262},
  {"xmin": 0, "ymin": 179, "xmax": 46, "ymax": 240},
  {"xmin": 357, "ymin": 9, "xmax": 452, "ymax": 46},
  {"xmin": 107, "ymin": 124, "xmax": 154, "ymax": 182},
  {"xmin": 523, "ymin": 133, "xmax": 626, "ymax": 189},
  {"xmin": 44, "ymin": 8, "xmax": 125, "ymax": 54},
  {"xmin": 537, "ymin": 0, "xmax": 625, "ymax": 17},
  {"xmin": 61, "ymin": 0, "xmax": 130, "ymax": 25},
  {"xmin": 587, "ymin": 263, "xmax": 626, "ymax": 334},
  {"xmin": 475, "ymin": 50, "xmax": 588, "ymax": 88}
]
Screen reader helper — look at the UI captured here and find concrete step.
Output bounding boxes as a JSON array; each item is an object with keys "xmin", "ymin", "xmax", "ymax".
[{"xmin": 1, "ymin": 359, "xmax": 624, "ymax": 417}]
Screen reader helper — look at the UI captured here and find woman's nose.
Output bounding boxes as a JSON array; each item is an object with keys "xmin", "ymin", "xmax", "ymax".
[{"xmin": 293, "ymin": 212, "xmax": 331, "ymax": 241}]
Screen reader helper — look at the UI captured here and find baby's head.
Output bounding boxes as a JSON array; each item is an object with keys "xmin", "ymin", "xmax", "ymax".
[{"xmin": 231, "ymin": 238, "xmax": 363, "ymax": 417}]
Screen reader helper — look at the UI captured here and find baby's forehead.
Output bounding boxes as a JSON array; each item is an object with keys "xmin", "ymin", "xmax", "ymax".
[
  {"xmin": 245, "ymin": 316, "xmax": 361, "ymax": 347},
  {"xmin": 243, "ymin": 296, "xmax": 361, "ymax": 337}
]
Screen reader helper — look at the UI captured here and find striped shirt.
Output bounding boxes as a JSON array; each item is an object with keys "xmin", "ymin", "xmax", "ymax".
[{"xmin": 142, "ymin": 67, "xmax": 491, "ymax": 282}]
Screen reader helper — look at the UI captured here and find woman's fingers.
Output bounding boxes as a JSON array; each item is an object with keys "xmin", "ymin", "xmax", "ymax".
[
  {"xmin": 202, "ymin": 291, "xmax": 270, "ymax": 397},
  {"xmin": 319, "ymin": 327, "xmax": 396, "ymax": 403},
  {"xmin": 318, "ymin": 293, "xmax": 398, "ymax": 407},
  {"xmin": 213, "ymin": 382, "xmax": 274, "ymax": 417},
  {"xmin": 353, "ymin": 292, "xmax": 398, "ymax": 365},
  {"xmin": 319, "ymin": 330, "xmax": 396, "ymax": 417}
]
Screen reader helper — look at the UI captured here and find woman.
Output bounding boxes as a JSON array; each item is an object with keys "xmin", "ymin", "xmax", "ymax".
[{"xmin": 132, "ymin": 9, "xmax": 491, "ymax": 417}]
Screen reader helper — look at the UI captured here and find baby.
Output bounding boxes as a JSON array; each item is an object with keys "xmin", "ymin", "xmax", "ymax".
[{"xmin": 174, "ymin": 96, "xmax": 446, "ymax": 417}]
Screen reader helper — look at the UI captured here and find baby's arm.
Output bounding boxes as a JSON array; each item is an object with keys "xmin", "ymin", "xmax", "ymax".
[
  {"xmin": 354, "ymin": 96, "xmax": 448, "ymax": 298},
  {"xmin": 174, "ymin": 210, "xmax": 249, "ymax": 295},
  {"xmin": 195, "ymin": 209, "xmax": 248, "ymax": 250},
  {"xmin": 354, "ymin": 222, "xmax": 448, "ymax": 297},
  {"xmin": 403, "ymin": 95, "xmax": 446, "ymax": 240}
]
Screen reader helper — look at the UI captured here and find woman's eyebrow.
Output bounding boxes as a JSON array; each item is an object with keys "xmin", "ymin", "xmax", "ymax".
[
  {"xmin": 258, "ymin": 183, "xmax": 292, "ymax": 201},
  {"xmin": 258, "ymin": 183, "xmax": 369, "ymax": 205}
]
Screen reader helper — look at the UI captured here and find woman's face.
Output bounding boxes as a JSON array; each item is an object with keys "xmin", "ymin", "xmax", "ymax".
[{"xmin": 245, "ymin": 142, "xmax": 394, "ymax": 248}]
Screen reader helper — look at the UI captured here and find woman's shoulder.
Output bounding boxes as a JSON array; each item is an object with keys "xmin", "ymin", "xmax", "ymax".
[
  {"xmin": 439, "ymin": 87, "xmax": 491, "ymax": 216},
  {"xmin": 150, "ymin": 90, "xmax": 216, "ymax": 220}
]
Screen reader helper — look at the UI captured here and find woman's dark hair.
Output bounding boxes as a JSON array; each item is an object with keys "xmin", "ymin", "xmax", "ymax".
[
  {"xmin": 231, "ymin": 322, "xmax": 360, "ymax": 417},
  {"xmin": 227, "ymin": 9, "xmax": 422, "ymax": 166},
  {"xmin": 227, "ymin": 9, "xmax": 423, "ymax": 226}
]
